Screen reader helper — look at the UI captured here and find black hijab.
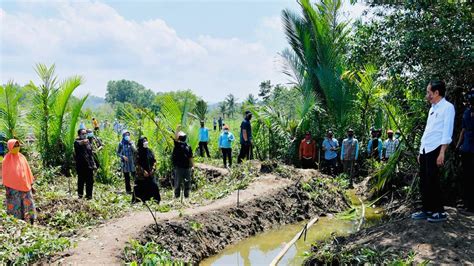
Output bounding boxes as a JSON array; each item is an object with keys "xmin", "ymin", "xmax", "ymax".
[{"xmin": 137, "ymin": 137, "xmax": 155, "ymax": 172}]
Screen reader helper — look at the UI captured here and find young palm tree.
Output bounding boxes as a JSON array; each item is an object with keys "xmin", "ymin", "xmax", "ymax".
[
  {"xmin": 281, "ymin": 0, "xmax": 355, "ymax": 136},
  {"xmin": 219, "ymin": 102, "xmax": 227, "ymax": 120},
  {"xmin": 192, "ymin": 99, "xmax": 208, "ymax": 122},
  {"xmin": 0, "ymin": 82, "xmax": 23, "ymax": 140},
  {"xmin": 27, "ymin": 63, "xmax": 86, "ymax": 170}
]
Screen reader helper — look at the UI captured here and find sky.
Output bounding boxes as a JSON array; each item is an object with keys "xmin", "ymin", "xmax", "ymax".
[{"xmin": 0, "ymin": 0, "xmax": 367, "ymax": 102}]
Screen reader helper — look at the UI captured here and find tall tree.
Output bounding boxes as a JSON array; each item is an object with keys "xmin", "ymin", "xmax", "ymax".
[
  {"xmin": 106, "ymin": 79, "xmax": 155, "ymax": 108},
  {"xmin": 258, "ymin": 80, "xmax": 272, "ymax": 102},
  {"xmin": 219, "ymin": 102, "xmax": 227, "ymax": 119},
  {"xmin": 225, "ymin": 94, "xmax": 237, "ymax": 118},
  {"xmin": 192, "ymin": 99, "xmax": 208, "ymax": 122},
  {"xmin": 245, "ymin": 94, "xmax": 257, "ymax": 105}
]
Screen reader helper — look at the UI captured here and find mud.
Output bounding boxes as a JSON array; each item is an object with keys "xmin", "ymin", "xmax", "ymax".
[{"xmin": 129, "ymin": 171, "xmax": 350, "ymax": 264}]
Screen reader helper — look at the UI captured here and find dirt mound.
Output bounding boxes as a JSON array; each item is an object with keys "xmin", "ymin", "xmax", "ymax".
[
  {"xmin": 128, "ymin": 175, "xmax": 350, "ymax": 264},
  {"xmin": 305, "ymin": 207, "xmax": 473, "ymax": 264}
]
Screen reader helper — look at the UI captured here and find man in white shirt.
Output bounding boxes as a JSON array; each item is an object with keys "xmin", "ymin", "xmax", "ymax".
[{"xmin": 412, "ymin": 80, "xmax": 455, "ymax": 223}]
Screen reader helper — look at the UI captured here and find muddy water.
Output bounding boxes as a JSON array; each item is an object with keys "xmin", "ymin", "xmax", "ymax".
[{"xmin": 201, "ymin": 190, "xmax": 383, "ymax": 266}]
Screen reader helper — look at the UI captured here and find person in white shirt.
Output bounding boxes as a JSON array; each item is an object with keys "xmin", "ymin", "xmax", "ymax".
[{"xmin": 412, "ymin": 80, "xmax": 455, "ymax": 223}]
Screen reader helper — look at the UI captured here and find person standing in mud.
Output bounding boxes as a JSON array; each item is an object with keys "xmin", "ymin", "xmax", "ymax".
[
  {"xmin": 367, "ymin": 128, "xmax": 383, "ymax": 161},
  {"xmin": 322, "ymin": 130, "xmax": 339, "ymax": 175},
  {"xmin": 198, "ymin": 121, "xmax": 211, "ymax": 158},
  {"xmin": 340, "ymin": 129, "xmax": 359, "ymax": 186},
  {"xmin": 412, "ymin": 80, "xmax": 455, "ymax": 223},
  {"xmin": 455, "ymin": 88, "xmax": 474, "ymax": 213},
  {"xmin": 117, "ymin": 130, "xmax": 136, "ymax": 194},
  {"xmin": 299, "ymin": 131, "xmax": 317, "ymax": 169},
  {"xmin": 74, "ymin": 129, "xmax": 97, "ymax": 199},
  {"xmin": 172, "ymin": 127, "xmax": 194, "ymax": 199},
  {"xmin": 2, "ymin": 139, "xmax": 37, "ymax": 224},
  {"xmin": 238, "ymin": 111, "xmax": 253, "ymax": 163}
]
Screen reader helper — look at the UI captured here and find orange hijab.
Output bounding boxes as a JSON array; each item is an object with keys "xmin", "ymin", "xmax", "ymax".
[{"xmin": 2, "ymin": 139, "xmax": 34, "ymax": 192}]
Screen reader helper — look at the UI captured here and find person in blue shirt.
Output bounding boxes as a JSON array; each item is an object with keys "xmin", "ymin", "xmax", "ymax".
[
  {"xmin": 198, "ymin": 121, "xmax": 211, "ymax": 158},
  {"xmin": 218, "ymin": 125, "xmax": 235, "ymax": 168},
  {"xmin": 455, "ymin": 88, "xmax": 474, "ymax": 213},
  {"xmin": 321, "ymin": 130, "xmax": 339, "ymax": 176},
  {"xmin": 238, "ymin": 111, "xmax": 253, "ymax": 163},
  {"xmin": 0, "ymin": 133, "xmax": 6, "ymax": 156},
  {"xmin": 367, "ymin": 128, "xmax": 383, "ymax": 161}
]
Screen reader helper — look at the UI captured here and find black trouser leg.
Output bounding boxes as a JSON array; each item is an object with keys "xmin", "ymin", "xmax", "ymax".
[
  {"xmin": 238, "ymin": 144, "xmax": 250, "ymax": 164},
  {"xmin": 85, "ymin": 168, "xmax": 94, "ymax": 199},
  {"xmin": 124, "ymin": 172, "xmax": 132, "ymax": 194},
  {"xmin": 77, "ymin": 169, "xmax": 85, "ymax": 198},
  {"xmin": 222, "ymin": 149, "xmax": 227, "ymax": 167},
  {"xmin": 461, "ymin": 152, "xmax": 474, "ymax": 210},
  {"xmin": 222, "ymin": 148, "xmax": 232, "ymax": 167},
  {"xmin": 203, "ymin": 142, "xmax": 210, "ymax": 157},
  {"xmin": 419, "ymin": 147, "xmax": 444, "ymax": 212},
  {"xmin": 301, "ymin": 158, "xmax": 313, "ymax": 169},
  {"xmin": 199, "ymin": 142, "xmax": 204, "ymax": 157}
]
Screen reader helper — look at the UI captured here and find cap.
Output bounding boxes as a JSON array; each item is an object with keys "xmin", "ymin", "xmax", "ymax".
[
  {"xmin": 387, "ymin": 130, "xmax": 394, "ymax": 134},
  {"xmin": 178, "ymin": 131, "xmax": 186, "ymax": 137},
  {"xmin": 305, "ymin": 131, "xmax": 311, "ymax": 135},
  {"xmin": 245, "ymin": 110, "xmax": 252, "ymax": 115},
  {"xmin": 347, "ymin": 128, "xmax": 354, "ymax": 132}
]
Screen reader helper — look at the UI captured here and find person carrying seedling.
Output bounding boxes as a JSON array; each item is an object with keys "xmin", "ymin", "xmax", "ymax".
[
  {"xmin": 341, "ymin": 128, "xmax": 359, "ymax": 187},
  {"xmin": 117, "ymin": 130, "xmax": 136, "ymax": 194},
  {"xmin": 299, "ymin": 131, "xmax": 317, "ymax": 169},
  {"xmin": 172, "ymin": 126, "xmax": 194, "ymax": 199},
  {"xmin": 74, "ymin": 129, "xmax": 97, "ymax": 199},
  {"xmin": 2, "ymin": 139, "xmax": 37, "ymax": 224},
  {"xmin": 198, "ymin": 121, "xmax": 211, "ymax": 158},
  {"xmin": 218, "ymin": 124, "xmax": 235, "ymax": 168}
]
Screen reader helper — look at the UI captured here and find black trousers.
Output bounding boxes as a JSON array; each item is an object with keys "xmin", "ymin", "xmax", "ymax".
[
  {"xmin": 222, "ymin": 148, "xmax": 232, "ymax": 167},
  {"xmin": 238, "ymin": 143, "xmax": 251, "ymax": 163},
  {"xmin": 124, "ymin": 172, "xmax": 135, "ymax": 194},
  {"xmin": 301, "ymin": 158, "xmax": 314, "ymax": 169},
  {"xmin": 324, "ymin": 158, "xmax": 337, "ymax": 175},
  {"xmin": 419, "ymin": 146, "xmax": 444, "ymax": 212},
  {"xmin": 199, "ymin": 141, "xmax": 211, "ymax": 157},
  {"xmin": 461, "ymin": 151, "xmax": 474, "ymax": 211},
  {"xmin": 77, "ymin": 168, "xmax": 94, "ymax": 199}
]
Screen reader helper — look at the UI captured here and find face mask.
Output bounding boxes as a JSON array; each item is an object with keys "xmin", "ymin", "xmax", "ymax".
[
  {"xmin": 80, "ymin": 134, "xmax": 87, "ymax": 140},
  {"xmin": 224, "ymin": 130, "xmax": 229, "ymax": 134},
  {"xmin": 348, "ymin": 133, "xmax": 354, "ymax": 138},
  {"xmin": 11, "ymin": 147, "xmax": 20, "ymax": 154},
  {"xmin": 388, "ymin": 134, "xmax": 393, "ymax": 139},
  {"xmin": 87, "ymin": 133, "xmax": 94, "ymax": 138},
  {"xmin": 143, "ymin": 141, "xmax": 149, "ymax": 148},
  {"xmin": 395, "ymin": 134, "xmax": 400, "ymax": 139},
  {"xmin": 124, "ymin": 136, "xmax": 130, "ymax": 142}
]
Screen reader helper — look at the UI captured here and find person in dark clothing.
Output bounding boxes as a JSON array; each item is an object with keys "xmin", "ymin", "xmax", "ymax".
[
  {"xmin": 367, "ymin": 128, "xmax": 383, "ymax": 161},
  {"xmin": 456, "ymin": 88, "xmax": 474, "ymax": 213},
  {"xmin": 172, "ymin": 128, "xmax": 194, "ymax": 199},
  {"xmin": 218, "ymin": 117, "xmax": 223, "ymax": 131},
  {"xmin": 74, "ymin": 129, "xmax": 96, "ymax": 199},
  {"xmin": 86, "ymin": 129, "xmax": 103, "ymax": 168},
  {"xmin": 133, "ymin": 137, "xmax": 160, "ymax": 204},
  {"xmin": 238, "ymin": 111, "xmax": 253, "ymax": 164},
  {"xmin": 117, "ymin": 130, "xmax": 136, "ymax": 194}
]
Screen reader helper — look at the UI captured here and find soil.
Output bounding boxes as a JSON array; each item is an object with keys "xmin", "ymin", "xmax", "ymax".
[
  {"xmin": 54, "ymin": 164, "xmax": 320, "ymax": 265},
  {"xmin": 304, "ymin": 205, "xmax": 474, "ymax": 264},
  {"xmin": 127, "ymin": 169, "xmax": 350, "ymax": 264}
]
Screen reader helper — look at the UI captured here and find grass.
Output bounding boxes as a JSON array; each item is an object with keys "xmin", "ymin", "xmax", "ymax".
[{"xmin": 123, "ymin": 239, "xmax": 186, "ymax": 266}]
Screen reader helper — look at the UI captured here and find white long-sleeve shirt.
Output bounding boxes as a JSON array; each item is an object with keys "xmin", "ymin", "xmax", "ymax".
[{"xmin": 419, "ymin": 97, "xmax": 455, "ymax": 154}]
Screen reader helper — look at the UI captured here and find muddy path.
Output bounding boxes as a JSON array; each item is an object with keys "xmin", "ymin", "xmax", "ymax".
[{"xmin": 56, "ymin": 165, "xmax": 295, "ymax": 265}]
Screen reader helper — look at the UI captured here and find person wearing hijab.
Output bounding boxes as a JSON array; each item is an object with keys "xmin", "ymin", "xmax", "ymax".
[
  {"xmin": 2, "ymin": 139, "xmax": 36, "ymax": 224},
  {"xmin": 74, "ymin": 129, "xmax": 97, "ymax": 199},
  {"xmin": 117, "ymin": 130, "xmax": 136, "ymax": 194},
  {"xmin": 133, "ymin": 137, "xmax": 160, "ymax": 203}
]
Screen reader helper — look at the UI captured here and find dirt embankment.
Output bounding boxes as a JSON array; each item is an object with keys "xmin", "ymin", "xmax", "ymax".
[
  {"xmin": 127, "ymin": 169, "xmax": 350, "ymax": 264},
  {"xmin": 304, "ymin": 205, "xmax": 473, "ymax": 265}
]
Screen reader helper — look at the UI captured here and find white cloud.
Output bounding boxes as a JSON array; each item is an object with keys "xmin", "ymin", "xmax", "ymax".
[{"xmin": 0, "ymin": 1, "xmax": 288, "ymax": 102}]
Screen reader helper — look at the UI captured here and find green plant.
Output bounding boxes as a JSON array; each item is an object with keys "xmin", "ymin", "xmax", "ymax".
[
  {"xmin": 0, "ymin": 82, "xmax": 23, "ymax": 140},
  {"xmin": 123, "ymin": 239, "xmax": 184, "ymax": 265}
]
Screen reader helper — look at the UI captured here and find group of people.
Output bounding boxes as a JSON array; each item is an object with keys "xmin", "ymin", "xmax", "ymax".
[
  {"xmin": 197, "ymin": 111, "xmax": 253, "ymax": 168},
  {"xmin": 2, "ymin": 81, "xmax": 472, "ymax": 225}
]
